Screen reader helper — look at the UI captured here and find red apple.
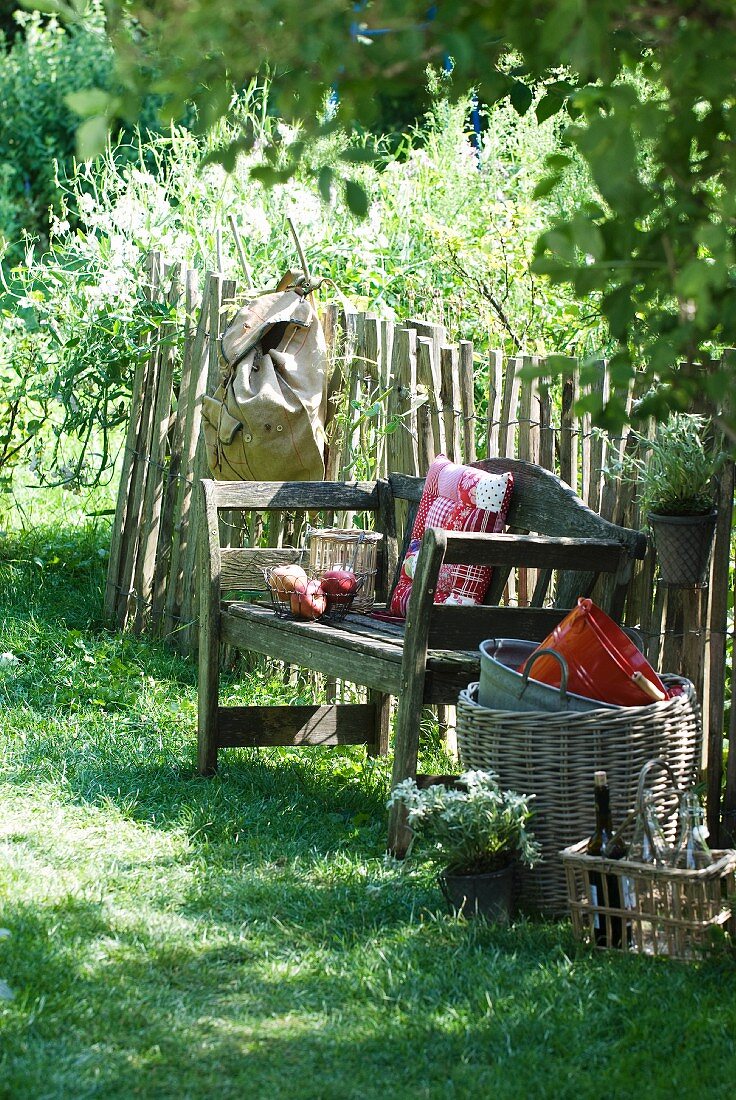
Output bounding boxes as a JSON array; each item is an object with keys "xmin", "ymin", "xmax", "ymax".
[
  {"xmin": 319, "ymin": 568, "xmax": 359, "ymax": 596},
  {"xmin": 268, "ymin": 563, "xmax": 308, "ymax": 594},
  {"xmin": 290, "ymin": 579, "xmax": 327, "ymax": 620}
]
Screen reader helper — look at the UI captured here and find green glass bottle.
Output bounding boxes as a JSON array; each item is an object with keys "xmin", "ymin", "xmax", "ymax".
[{"xmin": 587, "ymin": 770, "xmax": 626, "ymax": 947}]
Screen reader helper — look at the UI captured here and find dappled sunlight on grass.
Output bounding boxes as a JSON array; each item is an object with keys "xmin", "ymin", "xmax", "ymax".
[{"xmin": 1, "ymin": 524, "xmax": 736, "ymax": 1097}]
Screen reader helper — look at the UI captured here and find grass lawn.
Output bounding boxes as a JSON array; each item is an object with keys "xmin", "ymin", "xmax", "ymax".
[{"xmin": 1, "ymin": 517, "xmax": 735, "ymax": 1099}]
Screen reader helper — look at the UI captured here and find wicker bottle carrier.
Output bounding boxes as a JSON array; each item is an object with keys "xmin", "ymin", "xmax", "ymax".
[
  {"xmin": 455, "ymin": 677, "xmax": 703, "ymax": 914},
  {"xmin": 561, "ymin": 758, "xmax": 736, "ymax": 959}
]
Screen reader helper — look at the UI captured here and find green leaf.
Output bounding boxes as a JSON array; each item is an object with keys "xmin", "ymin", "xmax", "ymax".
[
  {"xmin": 317, "ymin": 166, "xmax": 334, "ymax": 203},
  {"xmin": 339, "ymin": 147, "xmax": 378, "ymax": 164},
  {"xmin": 75, "ymin": 115, "xmax": 109, "ymax": 160},
  {"xmin": 540, "ymin": 228, "xmax": 575, "ymax": 262},
  {"xmin": 530, "ymin": 256, "xmax": 571, "ymax": 282},
  {"xmin": 18, "ymin": 0, "xmax": 65, "ymax": 14},
  {"xmin": 65, "ymin": 89, "xmax": 112, "ymax": 118},
  {"xmin": 570, "ymin": 214, "xmax": 604, "ymax": 259},
  {"xmin": 545, "ymin": 153, "xmax": 572, "ymax": 170},
  {"xmin": 344, "ymin": 179, "xmax": 369, "ymax": 218},
  {"xmin": 509, "ymin": 80, "xmax": 533, "ymax": 116},
  {"xmin": 249, "ymin": 164, "xmax": 284, "ymax": 186},
  {"xmin": 532, "ymin": 175, "xmax": 561, "ymax": 200},
  {"xmin": 535, "ymin": 92, "xmax": 560, "ymax": 124}
]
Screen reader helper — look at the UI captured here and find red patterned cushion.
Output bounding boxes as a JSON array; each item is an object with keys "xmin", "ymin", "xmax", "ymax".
[{"xmin": 389, "ymin": 455, "xmax": 514, "ymax": 616}]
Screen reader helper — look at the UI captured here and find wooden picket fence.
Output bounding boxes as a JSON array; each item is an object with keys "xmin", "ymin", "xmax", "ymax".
[{"xmin": 103, "ymin": 255, "xmax": 736, "ymax": 843}]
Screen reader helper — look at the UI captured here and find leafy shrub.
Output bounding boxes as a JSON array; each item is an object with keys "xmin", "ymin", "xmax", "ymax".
[{"xmin": 0, "ymin": 9, "xmax": 117, "ymax": 256}]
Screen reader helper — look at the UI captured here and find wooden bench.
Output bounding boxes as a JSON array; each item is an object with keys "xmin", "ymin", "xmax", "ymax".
[{"xmin": 197, "ymin": 458, "xmax": 647, "ymax": 854}]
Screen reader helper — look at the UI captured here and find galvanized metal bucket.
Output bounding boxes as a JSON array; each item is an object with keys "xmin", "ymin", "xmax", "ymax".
[{"xmin": 478, "ymin": 638, "xmax": 617, "ymax": 713}]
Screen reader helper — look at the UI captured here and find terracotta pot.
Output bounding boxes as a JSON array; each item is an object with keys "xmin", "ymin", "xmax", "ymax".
[{"xmin": 438, "ymin": 863, "xmax": 515, "ymax": 922}]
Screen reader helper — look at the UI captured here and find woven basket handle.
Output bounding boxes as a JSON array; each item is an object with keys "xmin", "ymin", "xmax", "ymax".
[
  {"xmin": 605, "ymin": 757, "xmax": 682, "ymax": 856},
  {"xmin": 520, "ymin": 648, "xmax": 569, "ymax": 703}
]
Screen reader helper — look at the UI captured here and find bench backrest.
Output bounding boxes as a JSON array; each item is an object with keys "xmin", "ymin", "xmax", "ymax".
[
  {"xmin": 388, "ymin": 459, "xmax": 645, "ymax": 617},
  {"xmin": 200, "ymin": 460, "xmax": 646, "ymax": 619}
]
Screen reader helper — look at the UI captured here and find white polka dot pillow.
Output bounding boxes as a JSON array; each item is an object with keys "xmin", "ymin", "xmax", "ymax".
[{"xmin": 389, "ymin": 455, "xmax": 514, "ymax": 616}]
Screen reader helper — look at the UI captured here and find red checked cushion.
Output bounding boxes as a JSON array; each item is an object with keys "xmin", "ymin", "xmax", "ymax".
[{"xmin": 389, "ymin": 455, "xmax": 514, "ymax": 616}]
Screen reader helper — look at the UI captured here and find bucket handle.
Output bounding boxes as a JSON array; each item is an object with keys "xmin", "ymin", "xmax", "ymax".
[{"xmin": 520, "ymin": 648, "xmax": 570, "ymax": 703}]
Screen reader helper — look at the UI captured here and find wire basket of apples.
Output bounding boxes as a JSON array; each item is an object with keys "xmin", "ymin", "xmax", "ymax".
[{"xmin": 263, "ymin": 563, "xmax": 365, "ymax": 622}]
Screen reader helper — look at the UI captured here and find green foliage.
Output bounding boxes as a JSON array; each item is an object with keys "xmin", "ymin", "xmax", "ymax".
[
  {"xmin": 65, "ymin": 0, "xmax": 736, "ymax": 431},
  {"xmin": 615, "ymin": 412, "xmax": 723, "ymax": 517},
  {"xmin": 0, "ymin": 9, "xmax": 117, "ymax": 256},
  {"xmin": 0, "ymin": 236, "xmax": 174, "ymax": 489},
  {"xmin": 388, "ymin": 770, "xmax": 541, "ymax": 875},
  {"xmin": 0, "ymin": 83, "xmax": 604, "ymax": 485}
]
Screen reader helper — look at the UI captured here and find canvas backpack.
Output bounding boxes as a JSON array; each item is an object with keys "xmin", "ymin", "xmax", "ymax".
[{"xmin": 202, "ymin": 272, "xmax": 327, "ymax": 482}]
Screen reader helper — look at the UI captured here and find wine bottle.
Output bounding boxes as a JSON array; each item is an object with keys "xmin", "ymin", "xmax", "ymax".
[{"xmin": 587, "ymin": 770, "xmax": 627, "ymax": 947}]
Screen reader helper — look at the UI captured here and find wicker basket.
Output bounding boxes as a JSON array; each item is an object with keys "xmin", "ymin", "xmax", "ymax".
[
  {"xmin": 455, "ymin": 677, "xmax": 702, "ymax": 915},
  {"xmin": 307, "ymin": 528, "xmax": 382, "ymax": 612},
  {"xmin": 561, "ymin": 760, "xmax": 736, "ymax": 959},
  {"xmin": 561, "ymin": 841, "xmax": 736, "ymax": 959}
]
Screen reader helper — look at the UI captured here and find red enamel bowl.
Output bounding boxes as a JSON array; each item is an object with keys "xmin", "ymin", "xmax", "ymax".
[{"xmin": 521, "ymin": 598, "xmax": 668, "ymax": 706}]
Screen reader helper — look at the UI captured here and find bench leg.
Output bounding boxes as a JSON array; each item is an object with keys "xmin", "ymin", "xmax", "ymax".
[
  {"xmin": 386, "ymin": 687, "xmax": 422, "ymax": 857},
  {"xmin": 437, "ymin": 704, "xmax": 458, "ymax": 758},
  {"xmin": 367, "ymin": 690, "xmax": 391, "ymax": 757},
  {"xmin": 197, "ymin": 613, "xmax": 220, "ymax": 776}
]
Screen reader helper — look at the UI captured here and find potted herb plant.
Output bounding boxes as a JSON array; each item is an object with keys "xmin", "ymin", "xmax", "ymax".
[
  {"xmin": 387, "ymin": 770, "xmax": 541, "ymax": 921},
  {"xmin": 619, "ymin": 413, "xmax": 723, "ymax": 588}
]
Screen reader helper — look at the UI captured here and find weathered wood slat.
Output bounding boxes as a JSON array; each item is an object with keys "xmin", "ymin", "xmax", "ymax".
[
  {"xmin": 486, "ymin": 350, "xmax": 503, "ymax": 458},
  {"xmin": 157, "ymin": 267, "xmax": 201, "ymax": 636},
  {"xmin": 440, "ymin": 344, "xmax": 462, "ymax": 462},
  {"xmin": 459, "ymin": 340, "xmax": 476, "ymax": 463},
  {"xmin": 439, "ymin": 531, "xmax": 625, "ymax": 571},
  {"xmin": 498, "ymin": 355, "xmax": 521, "ymax": 459},
  {"xmin": 409, "ymin": 319, "xmax": 446, "ymax": 456},
  {"xmin": 363, "ymin": 315, "xmax": 385, "ymax": 477},
  {"xmin": 136, "ymin": 262, "xmax": 183, "ymax": 632},
  {"xmin": 163, "ymin": 274, "xmax": 211, "ymax": 641},
  {"xmin": 322, "ymin": 301, "xmax": 344, "ymax": 484},
  {"xmin": 221, "ymin": 608, "xmax": 403, "ymax": 694},
  {"xmin": 207, "ymin": 480, "xmax": 379, "ymax": 511},
  {"xmin": 220, "ymin": 546, "xmax": 303, "ymax": 589},
  {"xmin": 388, "ymin": 525, "xmax": 448, "ymax": 854},
  {"xmin": 518, "ymin": 357, "xmax": 540, "ymax": 466},
  {"xmin": 558, "ymin": 359, "xmax": 578, "ymax": 491},
  {"xmin": 217, "ymin": 703, "xmax": 375, "ymax": 746},
  {"xmin": 538, "ymin": 377, "xmax": 555, "ymax": 473},
  {"xmin": 337, "ymin": 310, "xmax": 361, "ymax": 480},
  {"xmin": 394, "ymin": 327, "xmax": 419, "ymax": 477},
  {"xmin": 707, "ymin": 458, "xmax": 735, "ymax": 840},
  {"xmin": 116, "ymin": 252, "xmax": 164, "ymax": 628},
  {"xmin": 179, "ymin": 273, "xmax": 227, "ymax": 648},
  {"xmin": 426, "ymin": 605, "xmax": 568, "ymax": 650},
  {"xmin": 415, "ymin": 337, "xmax": 437, "ymax": 474},
  {"xmin": 104, "ymin": 256, "xmax": 159, "ymax": 622},
  {"xmin": 588, "ymin": 359, "xmax": 609, "ymax": 513},
  {"xmin": 386, "ymin": 471, "xmax": 424, "ymax": 505}
]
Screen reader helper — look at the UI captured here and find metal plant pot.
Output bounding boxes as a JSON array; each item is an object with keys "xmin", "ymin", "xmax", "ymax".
[
  {"xmin": 438, "ymin": 863, "xmax": 515, "ymax": 922},
  {"xmin": 647, "ymin": 510, "xmax": 718, "ymax": 588}
]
